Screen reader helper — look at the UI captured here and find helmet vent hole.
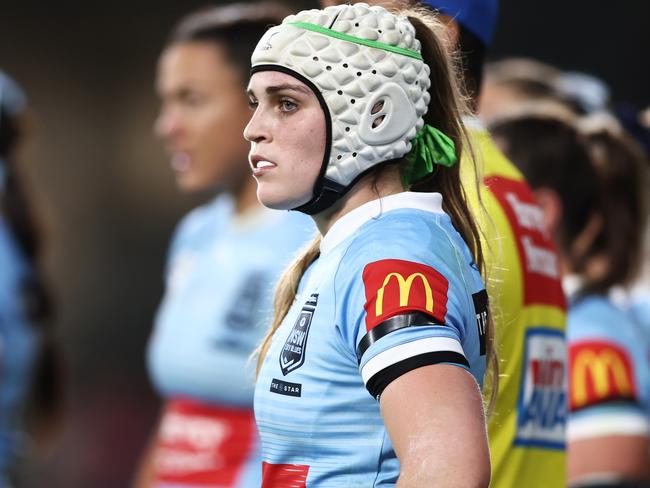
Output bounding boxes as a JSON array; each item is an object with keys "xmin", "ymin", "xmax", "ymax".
[
  {"xmin": 337, "ymin": 90, "xmax": 343, "ymax": 95},
  {"xmin": 378, "ymin": 29, "xmax": 382, "ymax": 33},
  {"xmin": 355, "ymin": 23, "xmax": 359, "ymax": 27},
  {"xmin": 372, "ymin": 70, "xmax": 377, "ymax": 75},
  {"xmin": 371, "ymin": 100, "xmax": 384, "ymax": 114},
  {"xmin": 326, "ymin": 66, "xmax": 332, "ymax": 71},
  {"xmin": 357, "ymin": 72, "xmax": 362, "ymax": 77},
  {"xmin": 372, "ymin": 115, "xmax": 386, "ymax": 129},
  {"xmin": 351, "ymin": 99, "xmax": 356, "ymax": 104},
  {"xmin": 313, "ymin": 56, "xmax": 319, "ymax": 61},
  {"xmin": 352, "ymin": 152, "xmax": 357, "ymax": 157},
  {"xmin": 343, "ymin": 63, "xmax": 348, "ymax": 68},
  {"xmin": 337, "ymin": 155, "xmax": 342, "ymax": 160},
  {"xmin": 345, "ymin": 127, "xmax": 350, "ymax": 132}
]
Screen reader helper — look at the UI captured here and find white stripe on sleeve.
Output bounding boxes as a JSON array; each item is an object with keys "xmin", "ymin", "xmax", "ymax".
[
  {"xmin": 360, "ymin": 336, "xmax": 465, "ymax": 385},
  {"xmin": 568, "ymin": 410, "xmax": 650, "ymax": 441}
]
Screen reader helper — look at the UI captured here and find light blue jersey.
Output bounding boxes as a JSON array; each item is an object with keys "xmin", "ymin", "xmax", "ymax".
[
  {"xmin": 629, "ymin": 305, "xmax": 650, "ymax": 345},
  {"xmin": 147, "ymin": 195, "xmax": 314, "ymax": 488},
  {"xmin": 0, "ymin": 216, "xmax": 38, "ymax": 485},
  {"xmin": 626, "ymin": 287, "xmax": 650, "ymax": 337},
  {"xmin": 567, "ymin": 293, "xmax": 650, "ymax": 442},
  {"xmin": 255, "ymin": 192, "xmax": 488, "ymax": 487}
]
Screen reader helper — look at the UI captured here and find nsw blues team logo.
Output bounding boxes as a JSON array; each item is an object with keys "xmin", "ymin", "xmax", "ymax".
[
  {"xmin": 279, "ymin": 294, "xmax": 318, "ymax": 375},
  {"xmin": 515, "ymin": 328, "xmax": 567, "ymax": 449}
]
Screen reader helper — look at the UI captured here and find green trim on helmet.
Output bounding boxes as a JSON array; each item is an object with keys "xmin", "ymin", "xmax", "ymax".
[{"xmin": 287, "ymin": 21, "xmax": 424, "ymax": 61}]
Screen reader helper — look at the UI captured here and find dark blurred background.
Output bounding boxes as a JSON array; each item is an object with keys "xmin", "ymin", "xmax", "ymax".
[{"xmin": 0, "ymin": 1, "xmax": 648, "ymax": 486}]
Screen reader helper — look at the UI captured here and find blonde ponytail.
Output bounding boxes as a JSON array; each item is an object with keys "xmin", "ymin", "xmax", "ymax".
[
  {"xmin": 402, "ymin": 6, "xmax": 499, "ymax": 411},
  {"xmin": 255, "ymin": 235, "xmax": 321, "ymax": 375}
]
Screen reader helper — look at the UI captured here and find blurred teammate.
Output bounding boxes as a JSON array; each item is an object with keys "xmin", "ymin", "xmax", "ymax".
[
  {"xmin": 478, "ymin": 58, "xmax": 564, "ymax": 123},
  {"xmin": 0, "ymin": 72, "xmax": 62, "ymax": 487},
  {"xmin": 580, "ymin": 115, "xmax": 650, "ymax": 334},
  {"xmin": 248, "ymin": 3, "xmax": 494, "ymax": 486},
  {"xmin": 491, "ymin": 109, "xmax": 650, "ymax": 487},
  {"xmin": 479, "ymin": 57, "xmax": 612, "ymax": 124},
  {"xmin": 134, "ymin": 4, "xmax": 313, "ymax": 487}
]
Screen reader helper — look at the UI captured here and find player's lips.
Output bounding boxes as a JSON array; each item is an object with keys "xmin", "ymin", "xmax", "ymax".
[
  {"xmin": 170, "ymin": 152, "xmax": 192, "ymax": 173},
  {"xmin": 250, "ymin": 154, "xmax": 277, "ymax": 176}
]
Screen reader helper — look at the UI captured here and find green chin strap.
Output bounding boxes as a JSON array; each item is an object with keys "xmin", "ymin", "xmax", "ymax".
[{"xmin": 404, "ymin": 124, "xmax": 458, "ymax": 186}]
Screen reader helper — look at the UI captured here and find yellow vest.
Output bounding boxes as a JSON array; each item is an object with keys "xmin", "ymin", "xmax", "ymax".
[{"xmin": 462, "ymin": 125, "xmax": 568, "ymax": 488}]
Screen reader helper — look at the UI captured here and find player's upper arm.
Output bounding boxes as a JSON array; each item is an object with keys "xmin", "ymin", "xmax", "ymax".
[
  {"xmin": 335, "ymin": 230, "xmax": 483, "ymax": 399},
  {"xmin": 568, "ymin": 329, "xmax": 650, "ymax": 483},
  {"xmin": 380, "ymin": 363, "xmax": 490, "ymax": 488}
]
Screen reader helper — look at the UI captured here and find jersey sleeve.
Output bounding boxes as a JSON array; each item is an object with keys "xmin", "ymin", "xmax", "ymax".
[
  {"xmin": 568, "ymin": 305, "xmax": 650, "ymax": 441},
  {"xmin": 336, "ymin": 243, "xmax": 481, "ymax": 400}
]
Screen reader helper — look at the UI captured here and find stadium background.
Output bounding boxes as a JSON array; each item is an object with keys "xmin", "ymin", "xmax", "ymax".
[{"xmin": 1, "ymin": 0, "xmax": 648, "ymax": 486}]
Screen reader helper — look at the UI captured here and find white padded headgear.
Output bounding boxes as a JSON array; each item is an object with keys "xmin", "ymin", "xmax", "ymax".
[{"xmin": 251, "ymin": 3, "xmax": 431, "ymax": 214}]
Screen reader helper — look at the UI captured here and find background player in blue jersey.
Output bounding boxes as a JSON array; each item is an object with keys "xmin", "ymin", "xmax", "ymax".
[
  {"xmin": 582, "ymin": 117, "xmax": 650, "ymax": 341},
  {"xmin": 0, "ymin": 72, "xmax": 62, "ymax": 486},
  {"xmin": 245, "ymin": 4, "xmax": 496, "ymax": 486},
  {"xmin": 491, "ymin": 110, "xmax": 650, "ymax": 487},
  {"xmin": 134, "ymin": 4, "xmax": 314, "ymax": 488}
]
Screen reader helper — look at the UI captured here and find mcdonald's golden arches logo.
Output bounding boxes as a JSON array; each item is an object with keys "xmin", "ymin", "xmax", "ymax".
[
  {"xmin": 569, "ymin": 340, "xmax": 636, "ymax": 411},
  {"xmin": 362, "ymin": 259, "xmax": 449, "ymax": 330}
]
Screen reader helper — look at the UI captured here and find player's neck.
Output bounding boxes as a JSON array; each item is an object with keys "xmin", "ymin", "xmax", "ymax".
[{"xmin": 313, "ymin": 166, "xmax": 404, "ymax": 236}]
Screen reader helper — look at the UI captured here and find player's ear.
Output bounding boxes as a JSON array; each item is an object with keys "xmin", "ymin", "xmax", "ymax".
[{"xmin": 533, "ymin": 187, "xmax": 562, "ymax": 239}]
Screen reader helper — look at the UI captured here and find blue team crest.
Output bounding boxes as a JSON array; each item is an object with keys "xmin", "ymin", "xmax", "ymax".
[
  {"xmin": 280, "ymin": 294, "xmax": 318, "ymax": 375},
  {"xmin": 515, "ymin": 328, "xmax": 567, "ymax": 449}
]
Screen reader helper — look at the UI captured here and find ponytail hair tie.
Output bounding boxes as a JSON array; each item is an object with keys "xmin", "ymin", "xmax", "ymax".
[{"xmin": 405, "ymin": 124, "xmax": 458, "ymax": 185}]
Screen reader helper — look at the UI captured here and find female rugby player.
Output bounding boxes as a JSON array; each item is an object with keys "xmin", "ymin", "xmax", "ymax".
[
  {"xmin": 135, "ymin": 5, "xmax": 313, "ymax": 487},
  {"xmin": 246, "ymin": 4, "xmax": 495, "ymax": 486}
]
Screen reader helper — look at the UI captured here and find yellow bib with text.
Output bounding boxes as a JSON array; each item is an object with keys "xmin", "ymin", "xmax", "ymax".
[{"xmin": 462, "ymin": 126, "xmax": 567, "ymax": 488}]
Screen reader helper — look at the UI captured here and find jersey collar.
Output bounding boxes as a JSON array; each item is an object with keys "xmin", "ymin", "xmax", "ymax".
[
  {"xmin": 320, "ymin": 191, "xmax": 444, "ymax": 255},
  {"xmin": 562, "ymin": 274, "xmax": 584, "ymax": 302}
]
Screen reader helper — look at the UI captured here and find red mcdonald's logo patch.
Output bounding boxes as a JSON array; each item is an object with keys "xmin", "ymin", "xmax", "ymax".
[
  {"xmin": 569, "ymin": 340, "xmax": 637, "ymax": 411},
  {"xmin": 362, "ymin": 259, "xmax": 449, "ymax": 331}
]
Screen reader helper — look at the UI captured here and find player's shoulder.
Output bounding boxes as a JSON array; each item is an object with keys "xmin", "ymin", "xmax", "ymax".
[
  {"xmin": 171, "ymin": 196, "xmax": 230, "ymax": 248},
  {"xmin": 337, "ymin": 208, "xmax": 472, "ymax": 291},
  {"xmin": 569, "ymin": 295, "xmax": 631, "ymax": 330},
  {"xmin": 349, "ymin": 209, "xmax": 454, "ymax": 257},
  {"xmin": 569, "ymin": 294, "xmax": 636, "ymax": 340},
  {"xmin": 568, "ymin": 294, "xmax": 648, "ymax": 412}
]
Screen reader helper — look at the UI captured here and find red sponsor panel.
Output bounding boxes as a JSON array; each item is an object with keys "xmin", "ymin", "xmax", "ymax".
[
  {"xmin": 153, "ymin": 397, "xmax": 256, "ymax": 486},
  {"xmin": 484, "ymin": 175, "xmax": 566, "ymax": 309},
  {"xmin": 362, "ymin": 259, "xmax": 449, "ymax": 330},
  {"xmin": 569, "ymin": 340, "xmax": 637, "ymax": 411},
  {"xmin": 262, "ymin": 462, "xmax": 309, "ymax": 488}
]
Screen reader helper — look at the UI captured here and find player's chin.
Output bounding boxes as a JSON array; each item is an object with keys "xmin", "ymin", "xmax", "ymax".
[
  {"xmin": 175, "ymin": 172, "xmax": 204, "ymax": 193},
  {"xmin": 256, "ymin": 184, "xmax": 310, "ymax": 211},
  {"xmin": 174, "ymin": 167, "xmax": 215, "ymax": 193}
]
